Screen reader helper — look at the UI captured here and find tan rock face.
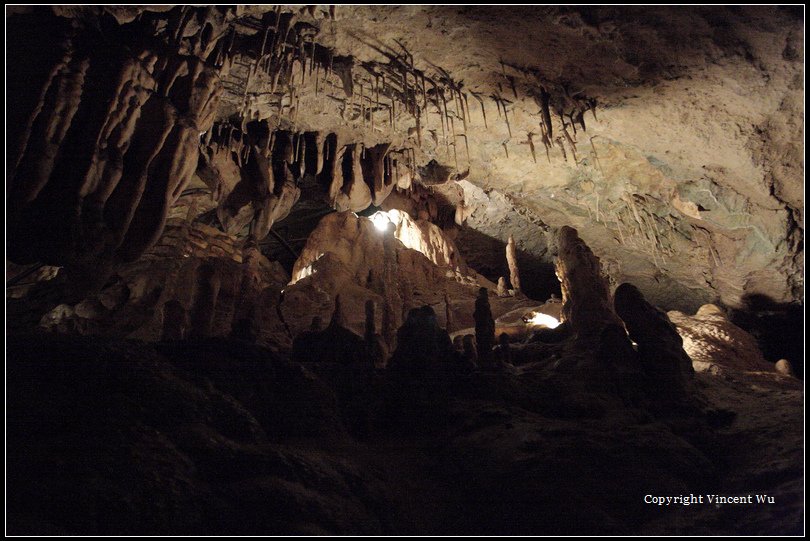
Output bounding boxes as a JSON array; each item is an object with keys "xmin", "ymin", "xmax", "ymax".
[
  {"xmin": 290, "ymin": 210, "xmax": 469, "ymax": 287},
  {"xmin": 285, "ymin": 211, "xmax": 478, "ymax": 339},
  {"xmin": 281, "ymin": 210, "xmax": 540, "ymax": 348},
  {"xmin": 668, "ymin": 304, "xmax": 775, "ymax": 374}
]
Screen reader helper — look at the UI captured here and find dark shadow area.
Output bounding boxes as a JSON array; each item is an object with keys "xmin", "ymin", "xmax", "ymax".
[
  {"xmin": 455, "ymin": 227, "xmax": 561, "ymax": 301},
  {"xmin": 259, "ymin": 178, "xmax": 334, "ymax": 274},
  {"xmin": 730, "ymin": 294, "xmax": 804, "ymax": 379},
  {"xmin": 7, "ymin": 329, "xmax": 802, "ymax": 535}
]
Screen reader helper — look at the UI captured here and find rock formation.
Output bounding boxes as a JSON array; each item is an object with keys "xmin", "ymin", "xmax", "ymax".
[
  {"xmin": 775, "ymin": 359, "xmax": 794, "ymax": 377},
  {"xmin": 365, "ymin": 299, "xmax": 388, "ymax": 368},
  {"xmin": 6, "ymin": 6, "xmax": 803, "ymax": 315},
  {"xmin": 4, "ymin": 6, "xmax": 804, "ymax": 536},
  {"xmin": 389, "ymin": 305, "xmax": 456, "ymax": 376},
  {"xmin": 291, "ymin": 295, "xmax": 369, "ymax": 366},
  {"xmin": 18, "ymin": 218, "xmax": 290, "ymax": 348},
  {"xmin": 474, "ymin": 287, "xmax": 496, "ymax": 364},
  {"xmin": 667, "ymin": 304, "xmax": 777, "ymax": 374},
  {"xmin": 555, "ymin": 226, "xmax": 623, "ymax": 339},
  {"xmin": 506, "ymin": 235, "xmax": 521, "ymax": 293},
  {"xmin": 8, "ymin": 8, "xmax": 226, "ymax": 291},
  {"xmin": 496, "ymin": 277, "xmax": 509, "ymax": 297},
  {"xmin": 282, "ymin": 210, "xmax": 492, "ymax": 341},
  {"xmin": 614, "ymin": 283, "xmax": 694, "ymax": 395}
]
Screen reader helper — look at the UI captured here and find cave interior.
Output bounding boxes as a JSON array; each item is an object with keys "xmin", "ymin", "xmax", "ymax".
[{"xmin": 5, "ymin": 5, "xmax": 805, "ymax": 535}]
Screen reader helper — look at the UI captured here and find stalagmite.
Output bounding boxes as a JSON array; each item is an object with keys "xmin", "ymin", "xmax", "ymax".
[
  {"xmin": 444, "ymin": 292, "xmax": 453, "ymax": 333},
  {"xmin": 382, "ymin": 297, "xmax": 396, "ymax": 349},
  {"xmin": 497, "ymin": 276, "xmax": 509, "ymax": 297},
  {"xmin": 614, "ymin": 283, "xmax": 695, "ymax": 399},
  {"xmin": 555, "ymin": 226, "xmax": 623, "ymax": 339},
  {"xmin": 474, "ymin": 287, "xmax": 495, "ymax": 364},
  {"xmin": 330, "ymin": 294, "xmax": 345, "ymax": 328},
  {"xmin": 365, "ymin": 299, "xmax": 388, "ymax": 368},
  {"xmin": 506, "ymin": 235, "xmax": 521, "ymax": 293},
  {"xmin": 189, "ymin": 263, "xmax": 220, "ymax": 338}
]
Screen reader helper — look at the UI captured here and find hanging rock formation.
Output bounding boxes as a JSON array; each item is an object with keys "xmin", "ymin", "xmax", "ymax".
[{"xmin": 8, "ymin": 8, "xmax": 226, "ymax": 292}]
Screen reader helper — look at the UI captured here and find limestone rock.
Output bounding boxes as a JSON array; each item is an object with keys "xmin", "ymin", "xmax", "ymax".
[
  {"xmin": 775, "ymin": 359, "xmax": 794, "ymax": 377},
  {"xmin": 668, "ymin": 304, "xmax": 777, "ymax": 373},
  {"xmin": 283, "ymin": 211, "xmax": 491, "ymax": 340},
  {"xmin": 555, "ymin": 226, "xmax": 622, "ymax": 338},
  {"xmin": 506, "ymin": 235, "xmax": 521, "ymax": 293},
  {"xmin": 614, "ymin": 283, "xmax": 694, "ymax": 392},
  {"xmin": 8, "ymin": 8, "xmax": 224, "ymax": 285}
]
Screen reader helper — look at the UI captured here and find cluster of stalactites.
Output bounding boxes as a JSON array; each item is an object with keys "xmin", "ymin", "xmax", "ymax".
[
  {"xmin": 200, "ymin": 119, "xmax": 420, "ymax": 231},
  {"xmin": 7, "ymin": 7, "xmax": 227, "ymax": 292}
]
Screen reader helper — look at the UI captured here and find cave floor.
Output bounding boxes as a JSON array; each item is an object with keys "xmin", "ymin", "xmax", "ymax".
[{"xmin": 6, "ymin": 334, "xmax": 804, "ymax": 535}]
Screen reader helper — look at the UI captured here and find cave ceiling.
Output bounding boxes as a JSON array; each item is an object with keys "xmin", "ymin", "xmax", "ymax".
[{"xmin": 6, "ymin": 5, "xmax": 804, "ymax": 311}]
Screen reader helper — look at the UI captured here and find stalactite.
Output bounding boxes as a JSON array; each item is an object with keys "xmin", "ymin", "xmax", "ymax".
[
  {"xmin": 457, "ymin": 133, "xmax": 470, "ymax": 165},
  {"xmin": 540, "ymin": 86, "xmax": 552, "ymax": 140},
  {"xmin": 472, "ymin": 92, "xmax": 487, "ymax": 129},
  {"xmin": 420, "ymin": 73, "xmax": 428, "ymax": 129},
  {"xmin": 359, "ymin": 81, "xmax": 365, "ymax": 126},
  {"xmin": 308, "ymin": 35, "xmax": 315, "ymax": 78},
  {"xmin": 313, "ymin": 131, "xmax": 324, "ymax": 175},
  {"xmin": 562, "ymin": 124, "xmax": 578, "ymax": 162},
  {"xmin": 556, "ymin": 137, "xmax": 568, "ymax": 162},
  {"xmin": 502, "ymin": 99, "xmax": 512, "ymax": 137},
  {"xmin": 415, "ymin": 106, "xmax": 422, "ymax": 148}
]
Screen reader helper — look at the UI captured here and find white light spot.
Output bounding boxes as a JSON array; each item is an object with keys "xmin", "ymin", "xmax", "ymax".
[
  {"xmin": 526, "ymin": 312, "xmax": 560, "ymax": 329},
  {"xmin": 371, "ymin": 211, "xmax": 391, "ymax": 232}
]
